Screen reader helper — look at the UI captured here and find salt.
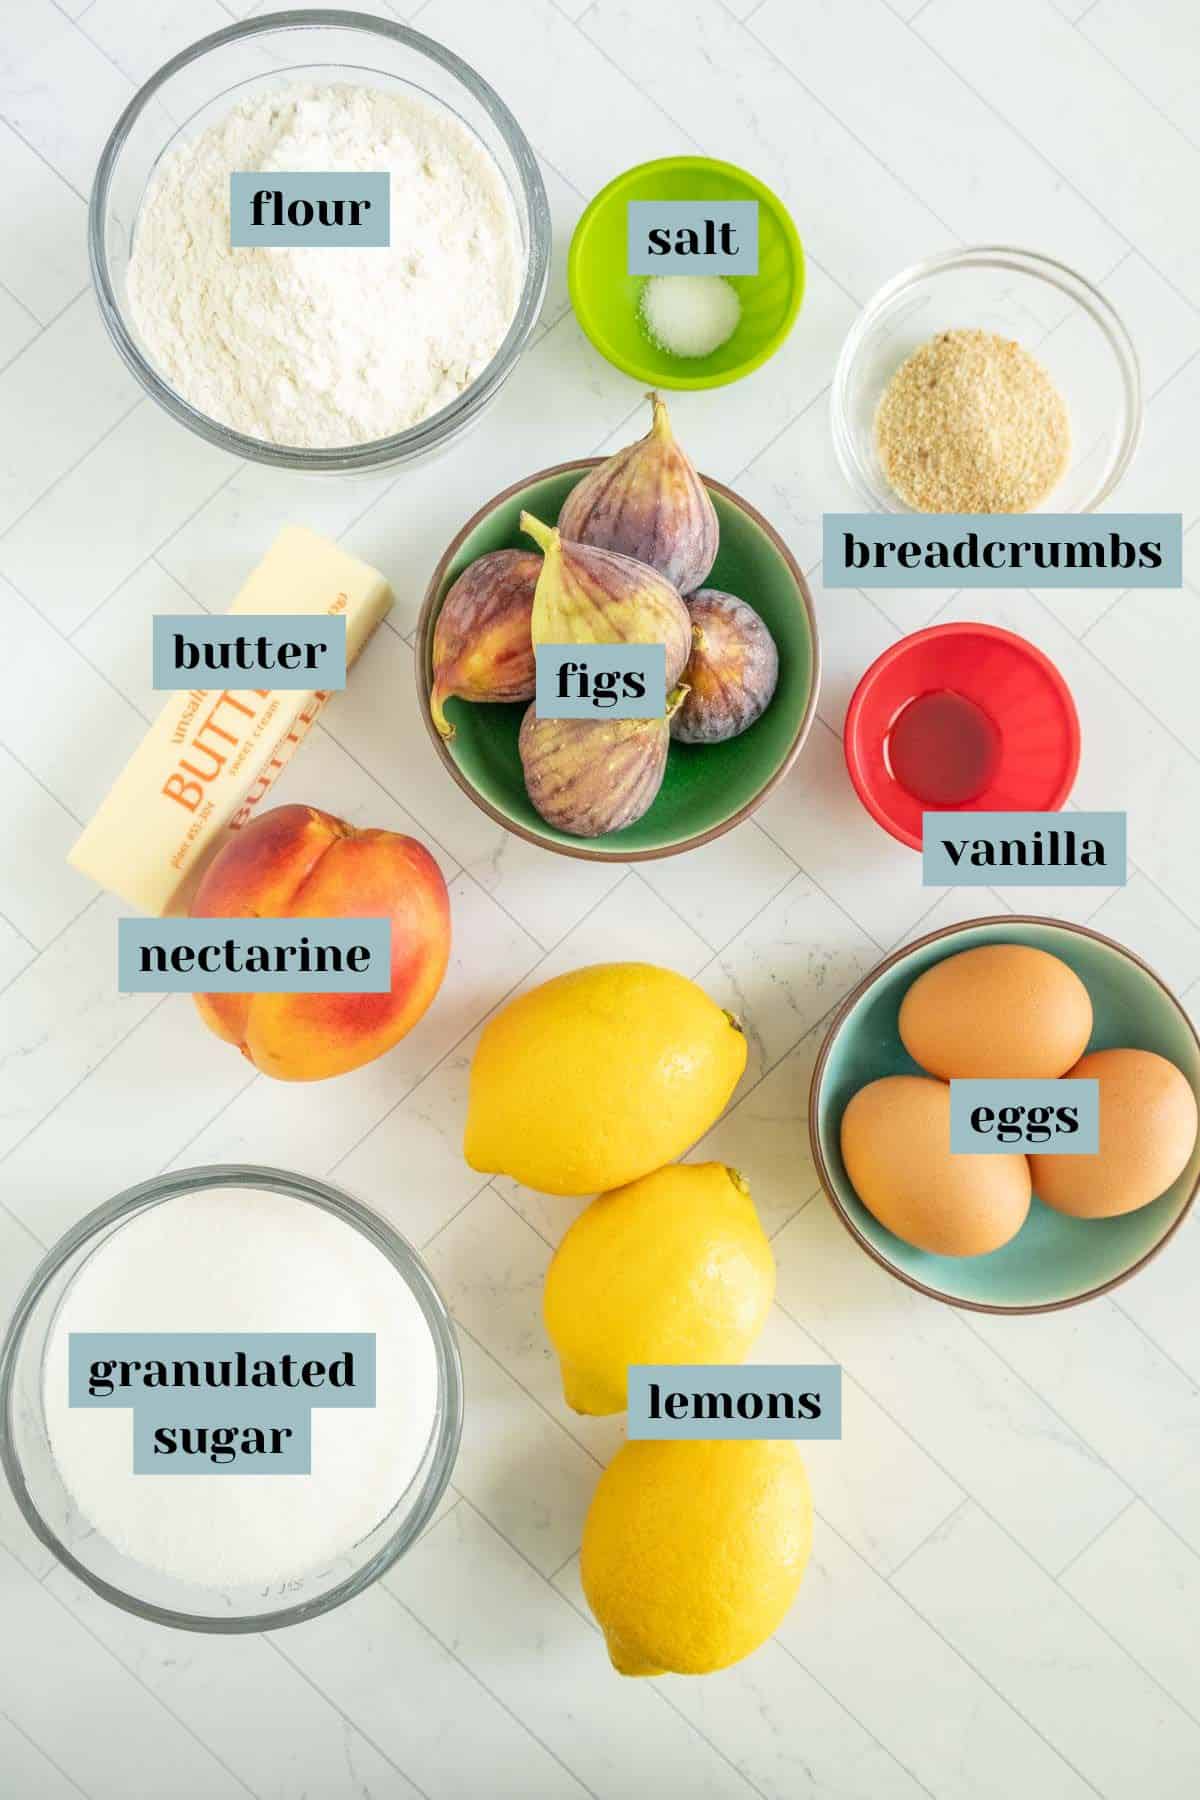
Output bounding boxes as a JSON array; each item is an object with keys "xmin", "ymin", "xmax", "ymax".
[
  {"xmin": 43, "ymin": 1184, "xmax": 439, "ymax": 1590},
  {"xmin": 640, "ymin": 274, "xmax": 741, "ymax": 359}
]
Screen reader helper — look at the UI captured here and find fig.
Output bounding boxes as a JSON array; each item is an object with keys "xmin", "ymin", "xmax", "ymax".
[
  {"xmin": 671, "ymin": 590, "xmax": 779, "ymax": 745},
  {"xmin": 519, "ymin": 689, "xmax": 687, "ymax": 838},
  {"xmin": 430, "ymin": 549, "xmax": 540, "ymax": 738},
  {"xmin": 520, "ymin": 511, "xmax": 691, "ymax": 688},
  {"xmin": 557, "ymin": 391, "xmax": 718, "ymax": 595}
]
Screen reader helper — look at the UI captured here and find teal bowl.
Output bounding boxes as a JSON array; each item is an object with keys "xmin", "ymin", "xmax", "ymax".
[
  {"xmin": 415, "ymin": 460, "xmax": 819, "ymax": 861},
  {"xmin": 809, "ymin": 916, "xmax": 1200, "ymax": 1312}
]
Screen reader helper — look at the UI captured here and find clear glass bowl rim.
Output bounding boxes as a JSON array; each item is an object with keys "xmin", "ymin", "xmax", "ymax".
[
  {"xmin": 830, "ymin": 244, "xmax": 1143, "ymax": 515},
  {"xmin": 0, "ymin": 1162, "xmax": 464, "ymax": 1633},
  {"xmin": 87, "ymin": 7, "xmax": 552, "ymax": 472}
]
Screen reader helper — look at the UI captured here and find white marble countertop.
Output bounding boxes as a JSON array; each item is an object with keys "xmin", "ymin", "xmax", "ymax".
[{"xmin": 3, "ymin": 1, "xmax": 1200, "ymax": 1796}]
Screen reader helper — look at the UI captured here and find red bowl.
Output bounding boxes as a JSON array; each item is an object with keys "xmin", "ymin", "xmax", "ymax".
[{"xmin": 843, "ymin": 623, "xmax": 1080, "ymax": 851}]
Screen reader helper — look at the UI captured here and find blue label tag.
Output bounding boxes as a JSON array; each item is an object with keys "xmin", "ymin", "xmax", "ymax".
[
  {"xmin": 152, "ymin": 614, "xmax": 347, "ymax": 691},
  {"xmin": 534, "ymin": 643, "xmax": 666, "ymax": 718},
  {"xmin": 949, "ymin": 1080, "xmax": 1100, "ymax": 1154},
  {"xmin": 822, "ymin": 514, "xmax": 1182, "ymax": 587},
  {"xmin": 922, "ymin": 812, "xmax": 1126, "ymax": 887},
  {"xmin": 118, "ymin": 918, "xmax": 392, "ymax": 993},
  {"xmin": 69, "ymin": 1333, "xmax": 376, "ymax": 1474},
  {"xmin": 230, "ymin": 172, "xmax": 390, "ymax": 246},
  {"xmin": 627, "ymin": 1364, "xmax": 842, "ymax": 1439},
  {"xmin": 627, "ymin": 201, "xmax": 758, "ymax": 274}
]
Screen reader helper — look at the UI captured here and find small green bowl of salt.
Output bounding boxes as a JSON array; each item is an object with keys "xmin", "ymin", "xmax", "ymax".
[{"xmin": 567, "ymin": 155, "xmax": 804, "ymax": 390}]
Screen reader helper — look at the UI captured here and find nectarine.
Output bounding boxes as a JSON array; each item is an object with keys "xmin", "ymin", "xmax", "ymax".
[{"xmin": 189, "ymin": 803, "xmax": 450, "ymax": 1081}]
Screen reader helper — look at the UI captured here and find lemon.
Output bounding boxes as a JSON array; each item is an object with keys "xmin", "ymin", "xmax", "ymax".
[
  {"xmin": 463, "ymin": 963, "xmax": 747, "ymax": 1196},
  {"xmin": 544, "ymin": 1162, "xmax": 774, "ymax": 1414},
  {"xmin": 582, "ymin": 1439, "xmax": 812, "ymax": 1676}
]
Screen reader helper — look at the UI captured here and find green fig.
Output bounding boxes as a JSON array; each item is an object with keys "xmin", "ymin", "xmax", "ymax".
[
  {"xmin": 671, "ymin": 590, "xmax": 779, "ymax": 745},
  {"xmin": 519, "ymin": 689, "xmax": 687, "ymax": 838},
  {"xmin": 430, "ymin": 549, "xmax": 540, "ymax": 738},
  {"xmin": 557, "ymin": 392, "xmax": 718, "ymax": 594},
  {"xmin": 520, "ymin": 511, "xmax": 691, "ymax": 688}
]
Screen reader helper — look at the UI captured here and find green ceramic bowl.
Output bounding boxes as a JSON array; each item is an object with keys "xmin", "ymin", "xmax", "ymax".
[
  {"xmin": 416, "ymin": 461, "xmax": 819, "ymax": 861},
  {"xmin": 810, "ymin": 916, "xmax": 1200, "ymax": 1312},
  {"xmin": 568, "ymin": 156, "xmax": 804, "ymax": 390}
]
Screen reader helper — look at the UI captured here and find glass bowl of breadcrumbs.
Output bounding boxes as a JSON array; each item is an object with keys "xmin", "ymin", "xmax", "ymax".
[{"xmin": 831, "ymin": 247, "xmax": 1141, "ymax": 515}]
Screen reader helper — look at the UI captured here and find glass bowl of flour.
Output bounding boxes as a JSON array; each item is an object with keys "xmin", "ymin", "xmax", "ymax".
[
  {"xmin": 0, "ymin": 1165, "xmax": 462, "ymax": 1631},
  {"xmin": 89, "ymin": 11, "xmax": 551, "ymax": 472}
]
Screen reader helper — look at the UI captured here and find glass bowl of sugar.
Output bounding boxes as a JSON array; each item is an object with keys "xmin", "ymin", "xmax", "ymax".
[
  {"xmin": 0, "ymin": 1165, "xmax": 462, "ymax": 1632},
  {"xmin": 89, "ymin": 10, "xmax": 551, "ymax": 473}
]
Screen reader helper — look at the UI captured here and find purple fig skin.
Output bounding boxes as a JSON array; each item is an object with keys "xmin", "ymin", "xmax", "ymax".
[
  {"xmin": 519, "ymin": 695, "xmax": 684, "ymax": 838},
  {"xmin": 431, "ymin": 549, "xmax": 540, "ymax": 738},
  {"xmin": 557, "ymin": 392, "xmax": 719, "ymax": 595},
  {"xmin": 671, "ymin": 590, "xmax": 779, "ymax": 745},
  {"xmin": 521, "ymin": 511, "xmax": 691, "ymax": 688}
]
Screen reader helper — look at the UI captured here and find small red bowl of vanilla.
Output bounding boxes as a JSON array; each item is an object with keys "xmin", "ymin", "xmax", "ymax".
[{"xmin": 843, "ymin": 622, "xmax": 1080, "ymax": 851}]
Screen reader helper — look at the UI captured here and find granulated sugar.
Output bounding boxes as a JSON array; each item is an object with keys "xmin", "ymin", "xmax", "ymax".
[
  {"xmin": 875, "ymin": 328, "xmax": 1071, "ymax": 513},
  {"xmin": 44, "ymin": 1185, "xmax": 438, "ymax": 1590}
]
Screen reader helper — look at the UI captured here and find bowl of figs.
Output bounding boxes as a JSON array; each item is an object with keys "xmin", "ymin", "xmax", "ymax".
[{"xmin": 415, "ymin": 394, "xmax": 821, "ymax": 861}]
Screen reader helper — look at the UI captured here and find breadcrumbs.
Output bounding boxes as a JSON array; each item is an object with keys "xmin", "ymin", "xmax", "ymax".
[{"xmin": 875, "ymin": 328, "xmax": 1070, "ymax": 513}]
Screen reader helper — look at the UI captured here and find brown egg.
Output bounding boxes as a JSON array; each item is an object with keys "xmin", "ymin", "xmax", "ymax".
[
  {"xmin": 899, "ymin": 944, "xmax": 1092, "ymax": 1080},
  {"xmin": 1030, "ymin": 1048, "xmax": 1199, "ymax": 1218},
  {"xmin": 840, "ymin": 1075, "xmax": 1031, "ymax": 1257}
]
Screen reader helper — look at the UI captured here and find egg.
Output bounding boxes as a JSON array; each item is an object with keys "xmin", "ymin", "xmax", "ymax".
[
  {"xmin": 899, "ymin": 944, "xmax": 1092, "ymax": 1080},
  {"xmin": 840, "ymin": 1075, "xmax": 1032, "ymax": 1257},
  {"xmin": 1030, "ymin": 1048, "xmax": 1199, "ymax": 1218}
]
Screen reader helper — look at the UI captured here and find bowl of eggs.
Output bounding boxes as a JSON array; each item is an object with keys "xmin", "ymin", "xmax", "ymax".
[{"xmin": 809, "ymin": 916, "xmax": 1200, "ymax": 1312}]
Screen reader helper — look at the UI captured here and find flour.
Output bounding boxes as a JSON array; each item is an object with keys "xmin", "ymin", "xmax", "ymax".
[
  {"xmin": 44, "ymin": 1185, "xmax": 440, "ymax": 1589},
  {"xmin": 126, "ymin": 82, "xmax": 523, "ymax": 448}
]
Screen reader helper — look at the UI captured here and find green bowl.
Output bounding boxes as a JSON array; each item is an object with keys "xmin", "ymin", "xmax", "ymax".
[
  {"xmin": 809, "ymin": 916, "xmax": 1200, "ymax": 1312},
  {"xmin": 416, "ymin": 461, "xmax": 819, "ymax": 861},
  {"xmin": 567, "ymin": 156, "xmax": 804, "ymax": 390}
]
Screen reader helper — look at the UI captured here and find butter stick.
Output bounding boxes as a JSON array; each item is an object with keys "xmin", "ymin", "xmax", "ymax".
[{"xmin": 69, "ymin": 526, "xmax": 393, "ymax": 915}]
